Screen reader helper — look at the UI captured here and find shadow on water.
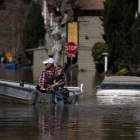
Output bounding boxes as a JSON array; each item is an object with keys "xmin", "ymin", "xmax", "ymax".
[{"xmin": 1, "ymin": 69, "xmax": 140, "ymax": 139}]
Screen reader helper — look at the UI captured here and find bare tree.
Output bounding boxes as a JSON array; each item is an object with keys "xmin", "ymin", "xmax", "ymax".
[{"xmin": 0, "ymin": 0, "xmax": 29, "ymax": 59}]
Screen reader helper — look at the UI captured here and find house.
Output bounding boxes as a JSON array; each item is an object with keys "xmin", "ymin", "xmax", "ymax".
[
  {"xmin": 32, "ymin": 0, "xmax": 105, "ymax": 71},
  {"xmin": 77, "ymin": 0, "xmax": 105, "ymax": 70}
]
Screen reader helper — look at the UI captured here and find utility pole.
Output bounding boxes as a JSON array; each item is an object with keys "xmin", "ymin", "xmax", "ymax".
[{"xmin": 62, "ymin": 41, "xmax": 65, "ymax": 69}]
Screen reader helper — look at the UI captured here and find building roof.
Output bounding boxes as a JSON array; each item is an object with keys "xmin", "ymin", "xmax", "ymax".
[
  {"xmin": 25, "ymin": 47, "xmax": 46, "ymax": 52},
  {"xmin": 78, "ymin": 0, "xmax": 105, "ymax": 11}
]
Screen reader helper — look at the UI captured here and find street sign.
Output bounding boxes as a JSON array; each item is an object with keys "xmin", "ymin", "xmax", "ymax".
[
  {"xmin": 65, "ymin": 42, "xmax": 78, "ymax": 54},
  {"xmin": 68, "ymin": 54, "xmax": 75, "ymax": 57}
]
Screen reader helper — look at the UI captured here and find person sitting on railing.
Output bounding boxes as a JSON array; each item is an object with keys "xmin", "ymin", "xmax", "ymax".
[{"xmin": 38, "ymin": 58, "xmax": 66, "ymax": 90}]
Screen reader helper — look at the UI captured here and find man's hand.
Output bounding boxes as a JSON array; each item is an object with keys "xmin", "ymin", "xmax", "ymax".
[
  {"xmin": 49, "ymin": 84, "xmax": 56, "ymax": 89},
  {"xmin": 40, "ymin": 85, "xmax": 44, "ymax": 90}
]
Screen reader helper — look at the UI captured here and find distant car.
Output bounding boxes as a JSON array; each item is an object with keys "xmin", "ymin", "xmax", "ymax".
[{"xmin": 95, "ymin": 76, "xmax": 140, "ymax": 96}]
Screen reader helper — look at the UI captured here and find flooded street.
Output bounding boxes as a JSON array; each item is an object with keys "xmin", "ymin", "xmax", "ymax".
[{"xmin": 0, "ymin": 68, "xmax": 140, "ymax": 140}]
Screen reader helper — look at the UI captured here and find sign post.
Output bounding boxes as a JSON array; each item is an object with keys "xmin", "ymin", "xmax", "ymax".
[{"xmin": 65, "ymin": 42, "xmax": 78, "ymax": 69}]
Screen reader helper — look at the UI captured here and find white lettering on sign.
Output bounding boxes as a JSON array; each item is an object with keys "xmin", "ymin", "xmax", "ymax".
[
  {"xmin": 65, "ymin": 46, "xmax": 77, "ymax": 51},
  {"xmin": 65, "ymin": 42, "xmax": 78, "ymax": 54}
]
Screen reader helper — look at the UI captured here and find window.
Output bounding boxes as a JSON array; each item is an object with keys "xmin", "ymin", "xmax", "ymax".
[{"xmin": 100, "ymin": 83, "xmax": 140, "ymax": 89}]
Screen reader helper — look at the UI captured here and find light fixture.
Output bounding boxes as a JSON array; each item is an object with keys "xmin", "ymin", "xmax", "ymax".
[{"xmin": 85, "ymin": 35, "xmax": 89, "ymax": 39}]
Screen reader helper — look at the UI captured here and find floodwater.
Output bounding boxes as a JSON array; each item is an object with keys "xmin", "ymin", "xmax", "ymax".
[{"xmin": 1, "ymin": 68, "xmax": 140, "ymax": 140}]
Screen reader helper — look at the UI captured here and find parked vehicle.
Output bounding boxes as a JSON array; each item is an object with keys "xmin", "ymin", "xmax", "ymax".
[{"xmin": 95, "ymin": 76, "xmax": 140, "ymax": 96}]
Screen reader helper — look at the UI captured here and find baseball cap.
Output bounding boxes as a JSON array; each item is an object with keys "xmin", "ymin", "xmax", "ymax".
[{"xmin": 42, "ymin": 58, "xmax": 54, "ymax": 64}]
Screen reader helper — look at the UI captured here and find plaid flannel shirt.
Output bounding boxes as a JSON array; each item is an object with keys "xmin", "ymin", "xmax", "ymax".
[{"xmin": 39, "ymin": 67, "xmax": 66, "ymax": 87}]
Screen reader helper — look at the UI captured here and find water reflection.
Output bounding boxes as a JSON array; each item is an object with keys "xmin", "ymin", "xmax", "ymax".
[
  {"xmin": 65, "ymin": 70, "xmax": 78, "ymax": 86},
  {"xmin": 96, "ymin": 96, "xmax": 140, "ymax": 105},
  {"xmin": 100, "ymin": 105, "xmax": 140, "ymax": 140},
  {"xmin": 37, "ymin": 105, "xmax": 80, "ymax": 140},
  {"xmin": 0, "ymin": 68, "xmax": 34, "ymax": 83},
  {"xmin": 1, "ymin": 103, "xmax": 140, "ymax": 140}
]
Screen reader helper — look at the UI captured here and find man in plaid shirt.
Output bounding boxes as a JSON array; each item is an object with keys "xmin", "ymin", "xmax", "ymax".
[{"xmin": 39, "ymin": 58, "xmax": 66, "ymax": 90}]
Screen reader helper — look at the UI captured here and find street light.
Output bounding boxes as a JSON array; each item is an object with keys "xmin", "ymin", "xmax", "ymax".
[{"xmin": 102, "ymin": 53, "xmax": 108, "ymax": 73}]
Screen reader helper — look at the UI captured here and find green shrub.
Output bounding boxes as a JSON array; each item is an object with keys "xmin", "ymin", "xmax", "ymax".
[
  {"xmin": 92, "ymin": 42, "xmax": 108, "ymax": 62},
  {"xmin": 116, "ymin": 68, "xmax": 129, "ymax": 76}
]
